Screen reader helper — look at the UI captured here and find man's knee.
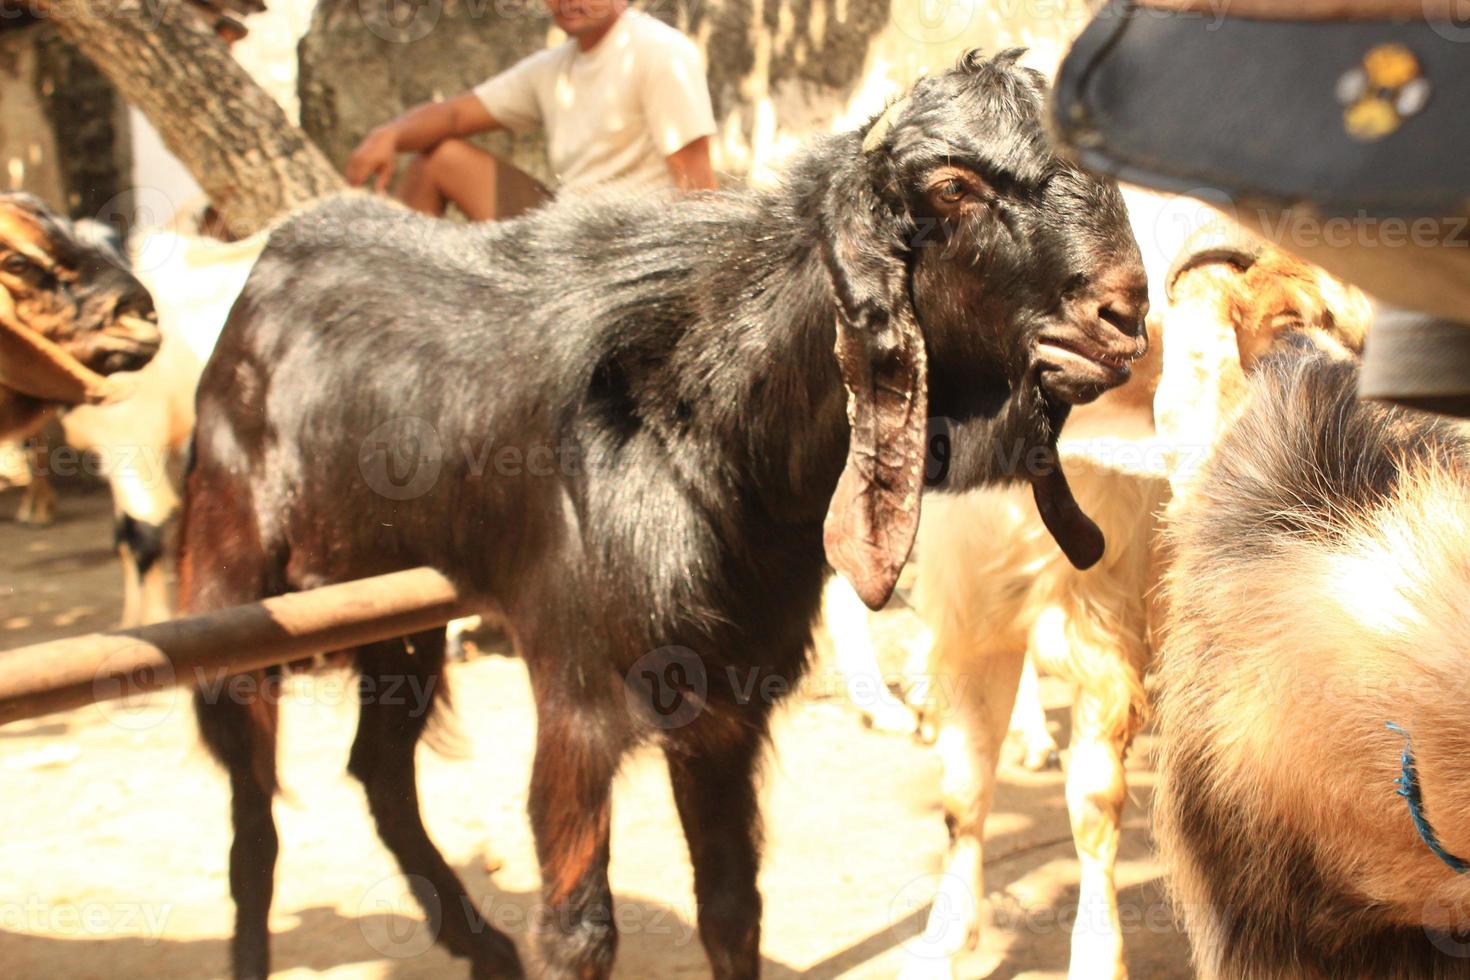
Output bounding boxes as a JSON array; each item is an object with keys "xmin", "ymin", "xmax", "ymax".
[{"xmin": 425, "ymin": 139, "xmax": 479, "ymax": 180}]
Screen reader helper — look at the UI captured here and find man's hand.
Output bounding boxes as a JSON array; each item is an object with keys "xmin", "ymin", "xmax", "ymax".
[
  {"xmin": 346, "ymin": 98, "xmax": 502, "ymax": 195},
  {"xmin": 346, "ymin": 125, "xmax": 400, "ymax": 192}
]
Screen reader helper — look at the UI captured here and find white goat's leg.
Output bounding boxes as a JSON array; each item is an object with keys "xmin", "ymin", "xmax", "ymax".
[
  {"xmin": 823, "ymin": 575, "xmax": 919, "ymax": 734},
  {"xmin": 15, "ymin": 440, "xmax": 55, "ymax": 526},
  {"xmin": 901, "ymin": 639, "xmax": 1026, "ymax": 979},
  {"xmin": 16, "ymin": 474, "xmax": 55, "ymax": 526},
  {"xmin": 1027, "ymin": 605, "xmax": 1131, "ymax": 980},
  {"xmin": 901, "ymin": 624, "xmax": 939, "ymax": 742},
  {"xmin": 1065, "ymin": 695, "xmax": 1128, "ymax": 980},
  {"xmin": 136, "ymin": 555, "xmax": 171, "ymax": 625},
  {"xmin": 118, "ymin": 530, "xmax": 143, "ymax": 629},
  {"xmin": 1007, "ymin": 652, "xmax": 1059, "ymax": 771},
  {"xmin": 109, "ymin": 462, "xmax": 178, "ymax": 628}
]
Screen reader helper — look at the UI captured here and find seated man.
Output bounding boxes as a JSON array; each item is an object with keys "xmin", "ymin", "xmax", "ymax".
[{"xmin": 346, "ymin": 0, "xmax": 717, "ymax": 219}]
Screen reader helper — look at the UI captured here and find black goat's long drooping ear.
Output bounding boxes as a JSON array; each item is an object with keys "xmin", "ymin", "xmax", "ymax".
[{"xmin": 819, "ymin": 173, "xmax": 928, "ymax": 611}]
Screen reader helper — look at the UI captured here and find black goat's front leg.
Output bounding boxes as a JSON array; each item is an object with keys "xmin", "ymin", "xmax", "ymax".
[
  {"xmin": 527, "ymin": 691, "xmax": 625, "ymax": 979},
  {"xmin": 665, "ymin": 722, "xmax": 766, "ymax": 980},
  {"xmin": 194, "ymin": 677, "xmax": 281, "ymax": 980},
  {"xmin": 349, "ymin": 633, "xmax": 523, "ymax": 979}
]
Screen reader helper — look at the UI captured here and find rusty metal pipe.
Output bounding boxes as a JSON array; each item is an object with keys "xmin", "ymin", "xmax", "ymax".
[{"xmin": 0, "ymin": 567, "xmax": 470, "ymax": 726}]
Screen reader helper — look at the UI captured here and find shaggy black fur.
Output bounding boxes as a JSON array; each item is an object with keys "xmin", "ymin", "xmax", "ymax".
[{"xmin": 182, "ymin": 50, "xmax": 1146, "ymax": 980}]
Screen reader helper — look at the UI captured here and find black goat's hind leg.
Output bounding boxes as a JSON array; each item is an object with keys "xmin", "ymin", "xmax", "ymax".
[
  {"xmin": 194, "ymin": 675, "xmax": 281, "ymax": 980},
  {"xmin": 348, "ymin": 632, "xmax": 523, "ymax": 978},
  {"xmin": 666, "ymin": 723, "xmax": 765, "ymax": 980}
]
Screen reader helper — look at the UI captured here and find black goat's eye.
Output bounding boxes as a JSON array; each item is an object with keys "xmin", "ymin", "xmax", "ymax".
[{"xmin": 935, "ymin": 180, "xmax": 968, "ymax": 205}]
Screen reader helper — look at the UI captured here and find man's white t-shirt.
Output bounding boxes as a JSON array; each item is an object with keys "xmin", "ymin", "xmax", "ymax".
[{"xmin": 473, "ymin": 11, "xmax": 717, "ymax": 195}]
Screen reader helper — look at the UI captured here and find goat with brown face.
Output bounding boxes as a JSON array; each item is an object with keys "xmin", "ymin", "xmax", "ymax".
[
  {"xmin": 0, "ymin": 193, "xmax": 160, "ymax": 437},
  {"xmin": 183, "ymin": 50, "xmax": 1146, "ymax": 980}
]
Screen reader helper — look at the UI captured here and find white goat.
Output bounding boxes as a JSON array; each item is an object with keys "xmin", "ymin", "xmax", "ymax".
[{"xmin": 897, "ymin": 225, "xmax": 1371, "ymax": 980}]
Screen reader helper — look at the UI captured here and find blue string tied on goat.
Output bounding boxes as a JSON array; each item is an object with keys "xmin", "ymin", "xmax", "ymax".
[{"xmin": 1386, "ymin": 721, "xmax": 1470, "ymax": 874}]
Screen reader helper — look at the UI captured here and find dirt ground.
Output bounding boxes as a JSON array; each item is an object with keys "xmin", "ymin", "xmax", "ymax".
[{"xmin": 0, "ymin": 484, "xmax": 1193, "ymax": 979}]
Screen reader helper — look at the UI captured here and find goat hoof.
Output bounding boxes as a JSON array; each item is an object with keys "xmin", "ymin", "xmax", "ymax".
[
  {"xmin": 862, "ymin": 702, "xmax": 921, "ymax": 736},
  {"xmin": 1019, "ymin": 746, "xmax": 1062, "ymax": 772},
  {"xmin": 467, "ymin": 930, "xmax": 524, "ymax": 980}
]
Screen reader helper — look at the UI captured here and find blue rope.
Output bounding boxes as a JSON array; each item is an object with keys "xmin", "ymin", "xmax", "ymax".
[{"xmin": 1386, "ymin": 722, "xmax": 1469, "ymax": 874}]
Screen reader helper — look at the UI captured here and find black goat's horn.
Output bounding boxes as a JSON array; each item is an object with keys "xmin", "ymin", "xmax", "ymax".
[{"xmin": 862, "ymin": 97, "xmax": 910, "ymax": 154}]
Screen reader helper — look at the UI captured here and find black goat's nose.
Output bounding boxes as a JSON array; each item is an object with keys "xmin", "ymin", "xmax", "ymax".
[{"xmin": 1096, "ymin": 284, "xmax": 1149, "ymax": 340}]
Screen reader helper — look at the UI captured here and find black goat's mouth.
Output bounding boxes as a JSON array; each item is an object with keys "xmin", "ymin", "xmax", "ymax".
[{"xmin": 1035, "ymin": 335, "xmax": 1134, "ymax": 384}]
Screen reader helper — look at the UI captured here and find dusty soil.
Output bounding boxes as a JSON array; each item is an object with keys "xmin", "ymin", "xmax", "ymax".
[{"xmin": 0, "ymin": 485, "xmax": 1193, "ymax": 979}]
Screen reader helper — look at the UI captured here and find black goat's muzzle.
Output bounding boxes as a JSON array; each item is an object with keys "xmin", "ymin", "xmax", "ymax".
[{"xmin": 1034, "ymin": 326, "xmax": 1143, "ymax": 404}]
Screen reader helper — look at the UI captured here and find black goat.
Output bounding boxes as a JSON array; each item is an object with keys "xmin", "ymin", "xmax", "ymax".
[{"xmin": 181, "ymin": 50, "xmax": 1148, "ymax": 980}]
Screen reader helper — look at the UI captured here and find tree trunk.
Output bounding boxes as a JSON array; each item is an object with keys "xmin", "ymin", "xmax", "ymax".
[
  {"xmin": 40, "ymin": 0, "xmax": 344, "ymax": 237},
  {"xmin": 1, "ymin": 21, "xmax": 132, "ymax": 222}
]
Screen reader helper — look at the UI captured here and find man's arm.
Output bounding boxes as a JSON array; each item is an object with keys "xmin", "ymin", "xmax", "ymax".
[
  {"xmin": 346, "ymin": 93, "xmax": 503, "ymax": 192},
  {"xmin": 665, "ymin": 136, "xmax": 717, "ymax": 193}
]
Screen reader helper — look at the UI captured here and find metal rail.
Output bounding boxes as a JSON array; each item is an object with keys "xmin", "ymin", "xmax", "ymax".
[{"xmin": 0, "ymin": 567, "xmax": 469, "ymax": 726}]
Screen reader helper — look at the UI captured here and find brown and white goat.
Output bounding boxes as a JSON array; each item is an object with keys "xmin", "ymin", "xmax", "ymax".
[
  {"xmin": 0, "ymin": 194, "xmax": 159, "ymax": 436},
  {"xmin": 10, "ymin": 228, "xmax": 262, "ymax": 625},
  {"xmin": 900, "ymin": 226, "xmax": 1371, "ymax": 980},
  {"xmin": 1155, "ymin": 301, "xmax": 1470, "ymax": 973}
]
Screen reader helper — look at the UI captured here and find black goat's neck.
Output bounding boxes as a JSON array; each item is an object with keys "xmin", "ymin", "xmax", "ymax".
[
  {"xmin": 938, "ymin": 369, "xmax": 1064, "ymax": 493},
  {"xmin": 654, "ymin": 152, "xmax": 862, "ymax": 527}
]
